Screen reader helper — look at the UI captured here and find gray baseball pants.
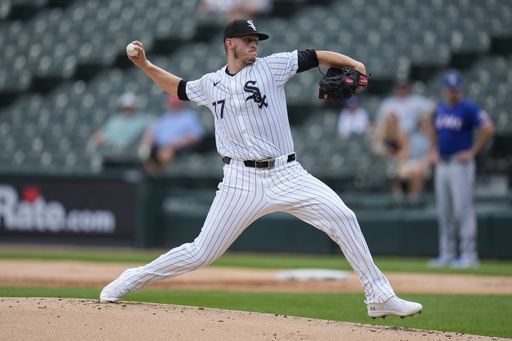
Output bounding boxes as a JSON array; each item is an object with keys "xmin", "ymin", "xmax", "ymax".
[{"xmin": 434, "ymin": 159, "xmax": 478, "ymax": 261}]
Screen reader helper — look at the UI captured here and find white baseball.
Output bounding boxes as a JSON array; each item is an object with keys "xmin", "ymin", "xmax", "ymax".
[{"xmin": 126, "ymin": 43, "xmax": 139, "ymax": 57}]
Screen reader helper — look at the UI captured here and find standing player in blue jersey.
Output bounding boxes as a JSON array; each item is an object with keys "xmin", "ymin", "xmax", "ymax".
[
  {"xmin": 100, "ymin": 19, "xmax": 423, "ymax": 319},
  {"xmin": 429, "ymin": 70, "xmax": 495, "ymax": 268}
]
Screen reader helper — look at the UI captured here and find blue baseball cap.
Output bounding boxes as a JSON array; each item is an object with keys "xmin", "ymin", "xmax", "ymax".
[{"xmin": 442, "ymin": 71, "xmax": 462, "ymax": 89}]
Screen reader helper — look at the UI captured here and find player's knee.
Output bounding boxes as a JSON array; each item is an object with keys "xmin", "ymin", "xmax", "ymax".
[
  {"xmin": 344, "ymin": 209, "xmax": 358, "ymax": 223},
  {"xmin": 332, "ymin": 208, "xmax": 358, "ymax": 228},
  {"xmin": 183, "ymin": 242, "xmax": 218, "ymax": 267}
]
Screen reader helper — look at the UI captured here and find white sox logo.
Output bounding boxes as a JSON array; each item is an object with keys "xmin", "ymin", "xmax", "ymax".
[
  {"xmin": 244, "ymin": 81, "xmax": 268, "ymax": 109},
  {"xmin": 247, "ymin": 20, "xmax": 257, "ymax": 31}
]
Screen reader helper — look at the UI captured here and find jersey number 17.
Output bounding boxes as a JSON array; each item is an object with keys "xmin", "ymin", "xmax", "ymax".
[{"xmin": 212, "ymin": 100, "xmax": 225, "ymax": 119}]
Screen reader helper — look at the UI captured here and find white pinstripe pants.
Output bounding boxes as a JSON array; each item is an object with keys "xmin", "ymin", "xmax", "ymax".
[{"xmin": 124, "ymin": 156, "xmax": 395, "ymax": 304}]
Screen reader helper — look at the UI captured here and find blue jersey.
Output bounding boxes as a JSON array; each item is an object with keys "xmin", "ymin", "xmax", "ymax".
[
  {"xmin": 150, "ymin": 109, "xmax": 205, "ymax": 148},
  {"xmin": 434, "ymin": 99, "xmax": 489, "ymax": 156}
]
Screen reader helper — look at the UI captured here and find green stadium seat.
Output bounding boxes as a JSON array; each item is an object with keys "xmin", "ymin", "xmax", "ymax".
[{"xmin": 0, "ymin": 0, "xmax": 511, "ymax": 187}]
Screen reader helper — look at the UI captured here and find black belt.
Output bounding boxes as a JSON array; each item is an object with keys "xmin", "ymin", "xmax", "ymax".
[{"xmin": 222, "ymin": 153, "xmax": 296, "ymax": 169}]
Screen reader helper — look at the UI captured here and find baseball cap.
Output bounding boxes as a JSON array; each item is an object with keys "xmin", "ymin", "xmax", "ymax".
[
  {"xmin": 442, "ymin": 71, "xmax": 462, "ymax": 89},
  {"xmin": 118, "ymin": 92, "xmax": 137, "ymax": 109},
  {"xmin": 223, "ymin": 19, "xmax": 269, "ymax": 42}
]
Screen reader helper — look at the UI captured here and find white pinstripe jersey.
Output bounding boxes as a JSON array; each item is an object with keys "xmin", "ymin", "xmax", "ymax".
[{"xmin": 185, "ymin": 50, "xmax": 299, "ymax": 160}]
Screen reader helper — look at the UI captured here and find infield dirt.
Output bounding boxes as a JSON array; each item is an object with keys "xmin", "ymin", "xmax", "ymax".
[{"xmin": 1, "ymin": 260, "xmax": 510, "ymax": 341}]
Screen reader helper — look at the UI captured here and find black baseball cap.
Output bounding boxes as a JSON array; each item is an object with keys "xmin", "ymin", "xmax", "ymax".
[{"xmin": 223, "ymin": 19, "xmax": 269, "ymax": 41}]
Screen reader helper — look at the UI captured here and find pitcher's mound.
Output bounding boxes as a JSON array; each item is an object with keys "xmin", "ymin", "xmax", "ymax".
[{"xmin": 0, "ymin": 297, "xmax": 504, "ymax": 341}]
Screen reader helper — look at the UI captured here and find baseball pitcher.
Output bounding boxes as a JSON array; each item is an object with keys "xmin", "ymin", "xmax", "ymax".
[{"xmin": 100, "ymin": 19, "xmax": 422, "ymax": 319}]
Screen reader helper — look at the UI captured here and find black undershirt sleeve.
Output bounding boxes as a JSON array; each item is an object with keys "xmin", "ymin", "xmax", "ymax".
[
  {"xmin": 297, "ymin": 49, "xmax": 319, "ymax": 73},
  {"xmin": 177, "ymin": 79, "xmax": 189, "ymax": 101}
]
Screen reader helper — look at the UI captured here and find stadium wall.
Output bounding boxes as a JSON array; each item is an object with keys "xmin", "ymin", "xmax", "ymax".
[{"xmin": 1, "ymin": 174, "xmax": 511, "ymax": 258}]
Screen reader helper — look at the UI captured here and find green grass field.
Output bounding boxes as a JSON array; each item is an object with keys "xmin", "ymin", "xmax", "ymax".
[{"xmin": 1, "ymin": 249, "xmax": 511, "ymax": 339}]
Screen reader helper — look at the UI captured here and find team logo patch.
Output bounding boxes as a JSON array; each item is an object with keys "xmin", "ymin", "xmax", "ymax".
[
  {"xmin": 244, "ymin": 80, "xmax": 268, "ymax": 109},
  {"xmin": 359, "ymin": 75, "xmax": 369, "ymax": 86}
]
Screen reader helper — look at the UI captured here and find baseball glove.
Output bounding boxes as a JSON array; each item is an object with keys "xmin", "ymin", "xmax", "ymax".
[{"xmin": 318, "ymin": 68, "xmax": 370, "ymax": 101}]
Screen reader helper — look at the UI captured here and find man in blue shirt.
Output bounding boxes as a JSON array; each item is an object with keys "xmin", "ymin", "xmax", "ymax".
[
  {"xmin": 429, "ymin": 70, "xmax": 495, "ymax": 268},
  {"xmin": 143, "ymin": 94, "xmax": 205, "ymax": 174}
]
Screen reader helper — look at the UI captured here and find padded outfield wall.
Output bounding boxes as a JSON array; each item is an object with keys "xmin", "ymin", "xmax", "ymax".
[{"xmin": 1, "ymin": 174, "xmax": 511, "ymax": 258}]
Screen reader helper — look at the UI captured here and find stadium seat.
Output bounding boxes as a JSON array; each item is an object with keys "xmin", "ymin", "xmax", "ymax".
[{"xmin": 0, "ymin": 0, "xmax": 511, "ymax": 190}]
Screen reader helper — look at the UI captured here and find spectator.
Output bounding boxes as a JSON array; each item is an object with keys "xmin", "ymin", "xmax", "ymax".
[
  {"xmin": 237, "ymin": 0, "xmax": 273, "ymax": 18},
  {"xmin": 89, "ymin": 92, "xmax": 153, "ymax": 154},
  {"xmin": 199, "ymin": 0, "xmax": 272, "ymax": 21},
  {"xmin": 429, "ymin": 70, "xmax": 495, "ymax": 268},
  {"xmin": 337, "ymin": 95, "xmax": 370, "ymax": 137},
  {"xmin": 395, "ymin": 113, "xmax": 433, "ymax": 201},
  {"xmin": 142, "ymin": 94, "xmax": 205, "ymax": 175},
  {"xmin": 371, "ymin": 112, "xmax": 409, "ymax": 199},
  {"xmin": 375, "ymin": 77, "xmax": 434, "ymax": 135}
]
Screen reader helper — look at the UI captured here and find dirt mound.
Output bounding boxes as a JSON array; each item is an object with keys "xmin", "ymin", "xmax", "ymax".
[
  {"xmin": 1, "ymin": 260, "xmax": 510, "ymax": 340},
  {"xmin": 1, "ymin": 297, "xmax": 506, "ymax": 341}
]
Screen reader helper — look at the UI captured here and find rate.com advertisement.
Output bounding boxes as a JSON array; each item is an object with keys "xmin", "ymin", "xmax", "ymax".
[{"xmin": 0, "ymin": 178, "xmax": 138, "ymax": 240}]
